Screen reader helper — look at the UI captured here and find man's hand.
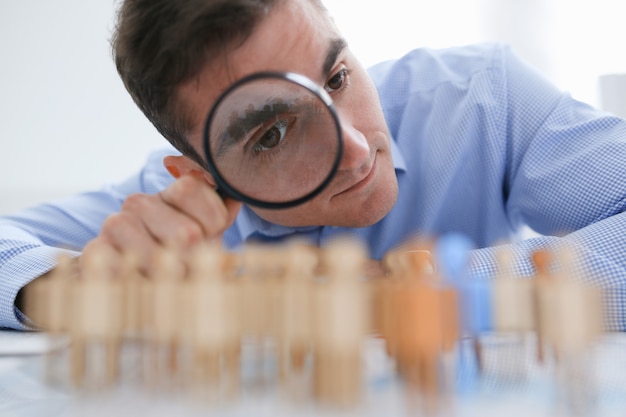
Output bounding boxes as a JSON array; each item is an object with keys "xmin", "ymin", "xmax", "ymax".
[{"xmin": 83, "ymin": 175, "xmax": 242, "ymax": 276}]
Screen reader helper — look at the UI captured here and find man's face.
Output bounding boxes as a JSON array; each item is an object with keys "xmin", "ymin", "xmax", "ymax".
[{"xmin": 180, "ymin": 0, "xmax": 398, "ymax": 227}]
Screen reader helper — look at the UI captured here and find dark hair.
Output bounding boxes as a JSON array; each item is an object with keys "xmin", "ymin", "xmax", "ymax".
[{"xmin": 111, "ymin": 0, "xmax": 281, "ymax": 167}]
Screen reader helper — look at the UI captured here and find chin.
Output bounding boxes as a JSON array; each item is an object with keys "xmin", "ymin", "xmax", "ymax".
[
  {"xmin": 254, "ymin": 175, "xmax": 399, "ymax": 228},
  {"xmin": 334, "ymin": 182, "xmax": 399, "ymax": 228},
  {"xmin": 254, "ymin": 192, "xmax": 396, "ymax": 229}
]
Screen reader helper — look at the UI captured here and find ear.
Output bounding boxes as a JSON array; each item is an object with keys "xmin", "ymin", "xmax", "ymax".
[{"xmin": 163, "ymin": 155, "xmax": 216, "ymax": 186}]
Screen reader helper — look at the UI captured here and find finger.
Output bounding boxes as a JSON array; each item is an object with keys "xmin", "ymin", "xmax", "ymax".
[
  {"xmin": 80, "ymin": 238, "xmax": 124, "ymax": 278},
  {"xmin": 97, "ymin": 211, "xmax": 161, "ymax": 274},
  {"xmin": 120, "ymin": 191, "xmax": 206, "ymax": 248},
  {"xmin": 158, "ymin": 175, "xmax": 232, "ymax": 237}
]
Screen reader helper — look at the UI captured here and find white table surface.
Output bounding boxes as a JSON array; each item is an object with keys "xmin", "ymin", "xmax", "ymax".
[{"xmin": 1, "ymin": 331, "xmax": 625, "ymax": 417}]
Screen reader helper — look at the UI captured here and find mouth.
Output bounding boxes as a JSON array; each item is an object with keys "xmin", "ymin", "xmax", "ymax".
[{"xmin": 334, "ymin": 154, "xmax": 378, "ymax": 198}]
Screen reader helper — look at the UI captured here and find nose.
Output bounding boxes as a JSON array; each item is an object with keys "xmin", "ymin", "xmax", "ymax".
[{"xmin": 337, "ymin": 120, "xmax": 370, "ymax": 172}]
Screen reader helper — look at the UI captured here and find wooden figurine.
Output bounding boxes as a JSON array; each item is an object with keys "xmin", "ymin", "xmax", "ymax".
[
  {"xmin": 186, "ymin": 242, "xmax": 240, "ymax": 400},
  {"xmin": 378, "ymin": 239, "xmax": 434, "ymax": 358},
  {"xmin": 71, "ymin": 244, "xmax": 123, "ymax": 388},
  {"xmin": 24, "ymin": 253, "xmax": 75, "ymax": 332},
  {"xmin": 119, "ymin": 251, "xmax": 145, "ymax": 341},
  {"xmin": 490, "ymin": 247, "xmax": 536, "ymax": 382},
  {"xmin": 312, "ymin": 237, "xmax": 368, "ymax": 407},
  {"xmin": 115, "ymin": 251, "xmax": 149, "ymax": 385},
  {"xmin": 24, "ymin": 253, "xmax": 76, "ymax": 384},
  {"xmin": 434, "ymin": 233, "xmax": 489, "ymax": 375},
  {"xmin": 550, "ymin": 247, "xmax": 603, "ymax": 357},
  {"xmin": 531, "ymin": 248, "xmax": 553, "ymax": 364},
  {"xmin": 533, "ymin": 247, "xmax": 604, "ymax": 361},
  {"xmin": 536, "ymin": 246, "xmax": 604, "ymax": 415},
  {"xmin": 148, "ymin": 247, "xmax": 185, "ymax": 387},
  {"xmin": 390, "ymin": 249, "xmax": 455, "ymax": 413},
  {"xmin": 237, "ymin": 243, "xmax": 276, "ymax": 386},
  {"xmin": 492, "ymin": 248, "xmax": 535, "ymax": 334},
  {"xmin": 275, "ymin": 240, "xmax": 318, "ymax": 397},
  {"xmin": 239, "ymin": 244, "xmax": 271, "ymax": 340}
]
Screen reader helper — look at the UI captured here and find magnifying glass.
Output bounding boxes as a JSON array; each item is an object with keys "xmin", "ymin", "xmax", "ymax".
[{"xmin": 202, "ymin": 72, "xmax": 343, "ymax": 209}]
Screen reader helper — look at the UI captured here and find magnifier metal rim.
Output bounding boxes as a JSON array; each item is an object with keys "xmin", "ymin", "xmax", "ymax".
[{"xmin": 202, "ymin": 71, "xmax": 343, "ymax": 209}]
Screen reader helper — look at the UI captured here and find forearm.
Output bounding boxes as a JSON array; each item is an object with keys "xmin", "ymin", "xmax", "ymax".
[
  {"xmin": 0, "ymin": 147, "xmax": 182, "ymax": 330},
  {"xmin": 0, "ymin": 190, "xmax": 122, "ymax": 329},
  {"xmin": 469, "ymin": 211, "xmax": 626, "ymax": 331},
  {"xmin": 0, "ymin": 226, "xmax": 79, "ymax": 329}
]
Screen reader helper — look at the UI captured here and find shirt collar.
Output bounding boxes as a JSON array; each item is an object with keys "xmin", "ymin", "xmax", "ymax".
[
  {"xmin": 235, "ymin": 136, "xmax": 406, "ymax": 242},
  {"xmin": 235, "ymin": 205, "xmax": 320, "ymax": 242},
  {"xmin": 389, "ymin": 134, "xmax": 407, "ymax": 173}
]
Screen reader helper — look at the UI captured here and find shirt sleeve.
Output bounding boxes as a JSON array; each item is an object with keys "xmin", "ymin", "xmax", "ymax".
[
  {"xmin": 471, "ymin": 46, "xmax": 626, "ymax": 331},
  {"xmin": 0, "ymin": 147, "xmax": 177, "ymax": 329}
]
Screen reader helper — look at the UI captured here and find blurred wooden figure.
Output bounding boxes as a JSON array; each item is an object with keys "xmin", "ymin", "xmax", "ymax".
[
  {"xmin": 115, "ymin": 252, "xmax": 151, "ymax": 385},
  {"xmin": 312, "ymin": 238, "xmax": 368, "ymax": 407},
  {"xmin": 390, "ymin": 249, "xmax": 457, "ymax": 414},
  {"xmin": 536, "ymin": 246, "xmax": 603, "ymax": 415},
  {"xmin": 378, "ymin": 240, "xmax": 434, "ymax": 358},
  {"xmin": 71, "ymin": 245, "xmax": 123, "ymax": 388},
  {"xmin": 119, "ymin": 251, "xmax": 145, "ymax": 341},
  {"xmin": 24, "ymin": 253, "xmax": 76, "ymax": 384},
  {"xmin": 548, "ymin": 247, "xmax": 603, "ymax": 358},
  {"xmin": 186, "ymin": 242, "xmax": 241, "ymax": 401},
  {"xmin": 275, "ymin": 241, "xmax": 318, "ymax": 399},
  {"xmin": 148, "ymin": 247, "xmax": 186, "ymax": 388},
  {"xmin": 239, "ymin": 244, "xmax": 272, "ymax": 339},
  {"xmin": 490, "ymin": 248, "xmax": 536, "ymax": 381},
  {"xmin": 492, "ymin": 248, "xmax": 536, "ymax": 335},
  {"xmin": 531, "ymin": 249, "xmax": 553, "ymax": 364}
]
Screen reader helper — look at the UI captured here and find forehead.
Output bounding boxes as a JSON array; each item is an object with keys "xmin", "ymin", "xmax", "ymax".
[
  {"xmin": 178, "ymin": 0, "xmax": 344, "ymax": 162},
  {"xmin": 228, "ymin": 0, "xmax": 338, "ymax": 81},
  {"xmin": 180, "ymin": 0, "xmax": 340, "ymax": 129}
]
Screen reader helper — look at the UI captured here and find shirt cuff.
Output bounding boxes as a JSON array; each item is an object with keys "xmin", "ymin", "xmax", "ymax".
[{"xmin": 0, "ymin": 245, "xmax": 79, "ymax": 330}]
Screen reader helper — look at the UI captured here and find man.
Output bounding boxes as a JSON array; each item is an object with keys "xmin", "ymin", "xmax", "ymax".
[{"xmin": 1, "ymin": 0, "xmax": 625, "ymax": 330}]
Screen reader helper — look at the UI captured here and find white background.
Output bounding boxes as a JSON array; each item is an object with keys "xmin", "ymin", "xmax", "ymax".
[{"xmin": 1, "ymin": 0, "xmax": 625, "ymax": 214}]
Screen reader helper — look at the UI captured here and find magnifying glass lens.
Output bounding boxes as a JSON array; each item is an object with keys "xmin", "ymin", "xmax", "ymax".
[{"xmin": 204, "ymin": 73, "xmax": 342, "ymax": 208}]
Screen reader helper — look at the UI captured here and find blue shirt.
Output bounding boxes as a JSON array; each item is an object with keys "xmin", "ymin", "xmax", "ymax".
[{"xmin": 2, "ymin": 43, "xmax": 625, "ymax": 330}]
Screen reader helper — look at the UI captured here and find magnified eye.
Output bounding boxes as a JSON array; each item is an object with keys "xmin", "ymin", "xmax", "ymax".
[{"xmin": 254, "ymin": 119, "xmax": 289, "ymax": 152}]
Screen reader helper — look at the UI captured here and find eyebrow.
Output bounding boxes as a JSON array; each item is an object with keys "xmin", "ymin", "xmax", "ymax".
[
  {"xmin": 211, "ymin": 38, "xmax": 348, "ymax": 160},
  {"xmin": 214, "ymin": 100, "xmax": 292, "ymax": 160},
  {"xmin": 322, "ymin": 38, "xmax": 348, "ymax": 79}
]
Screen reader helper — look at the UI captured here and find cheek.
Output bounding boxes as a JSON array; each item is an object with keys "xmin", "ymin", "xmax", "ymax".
[{"xmin": 348, "ymin": 71, "xmax": 387, "ymax": 126}]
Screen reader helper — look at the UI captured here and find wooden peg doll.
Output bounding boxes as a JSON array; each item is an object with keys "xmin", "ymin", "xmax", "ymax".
[
  {"xmin": 378, "ymin": 240, "xmax": 434, "ymax": 358},
  {"xmin": 71, "ymin": 244, "xmax": 123, "ymax": 388},
  {"xmin": 531, "ymin": 248, "xmax": 553, "ymax": 364},
  {"xmin": 544, "ymin": 246, "xmax": 604, "ymax": 359},
  {"xmin": 539, "ymin": 246, "xmax": 604, "ymax": 416},
  {"xmin": 490, "ymin": 247, "xmax": 537, "ymax": 382},
  {"xmin": 434, "ymin": 233, "xmax": 489, "ymax": 377},
  {"xmin": 375, "ymin": 246, "xmax": 406, "ymax": 356},
  {"xmin": 148, "ymin": 247, "xmax": 186, "ymax": 386},
  {"xmin": 239, "ymin": 243, "xmax": 273, "ymax": 340},
  {"xmin": 262, "ymin": 244, "xmax": 288, "ymax": 349},
  {"xmin": 312, "ymin": 237, "xmax": 368, "ymax": 407},
  {"xmin": 275, "ymin": 241, "xmax": 318, "ymax": 389},
  {"xmin": 391, "ymin": 249, "xmax": 452, "ymax": 413},
  {"xmin": 492, "ymin": 248, "xmax": 536, "ymax": 334},
  {"xmin": 24, "ymin": 253, "xmax": 76, "ymax": 384},
  {"xmin": 23, "ymin": 253, "xmax": 76, "ymax": 333},
  {"xmin": 119, "ymin": 251, "xmax": 145, "ymax": 341},
  {"xmin": 186, "ymin": 242, "xmax": 240, "ymax": 399}
]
